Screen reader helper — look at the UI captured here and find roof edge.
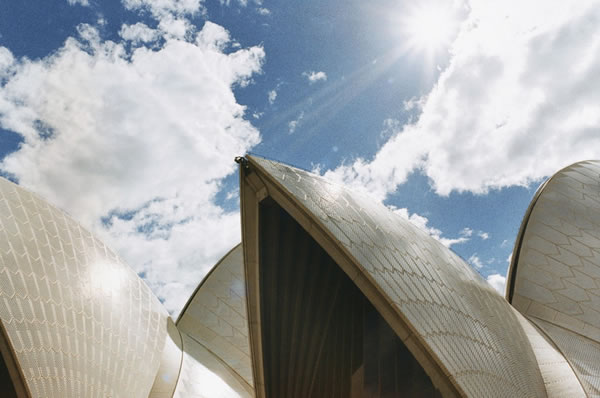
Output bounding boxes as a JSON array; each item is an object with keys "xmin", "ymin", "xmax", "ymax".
[
  {"xmin": 175, "ymin": 243, "xmax": 242, "ymax": 325},
  {"xmin": 506, "ymin": 160, "xmax": 597, "ymax": 302},
  {"xmin": 243, "ymin": 154, "xmax": 464, "ymax": 398}
]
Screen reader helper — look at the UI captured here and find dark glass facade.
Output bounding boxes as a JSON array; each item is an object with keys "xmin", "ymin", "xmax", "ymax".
[{"xmin": 259, "ymin": 200, "xmax": 440, "ymax": 397}]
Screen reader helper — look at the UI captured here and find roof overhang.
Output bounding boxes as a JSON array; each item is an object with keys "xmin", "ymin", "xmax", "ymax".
[{"xmin": 240, "ymin": 155, "xmax": 462, "ymax": 397}]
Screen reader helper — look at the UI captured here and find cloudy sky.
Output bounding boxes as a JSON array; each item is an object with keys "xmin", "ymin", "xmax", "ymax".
[{"xmin": 1, "ymin": 0, "xmax": 599, "ymax": 314}]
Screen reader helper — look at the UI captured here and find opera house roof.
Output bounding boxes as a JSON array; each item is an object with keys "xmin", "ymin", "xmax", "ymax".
[{"xmin": 0, "ymin": 155, "xmax": 598, "ymax": 397}]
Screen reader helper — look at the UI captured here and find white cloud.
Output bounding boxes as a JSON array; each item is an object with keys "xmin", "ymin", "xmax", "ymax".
[
  {"xmin": 196, "ymin": 21, "xmax": 231, "ymax": 50},
  {"xmin": 220, "ymin": 0, "xmax": 269, "ymax": 8},
  {"xmin": 0, "ymin": 47, "xmax": 14, "ymax": 78},
  {"xmin": 478, "ymin": 231, "xmax": 489, "ymax": 240},
  {"xmin": 468, "ymin": 254, "xmax": 483, "ymax": 269},
  {"xmin": 486, "ymin": 273, "xmax": 507, "ymax": 295},
  {"xmin": 123, "ymin": 0, "xmax": 203, "ymax": 18},
  {"xmin": 67, "ymin": 0, "xmax": 90, "ymax": 6},
  {"xmin": 267, "ymin": 81, "xmax": 283, "ymax": 105},
  {"xmin": 288, "ymin": 111, "xmax": 304, "ymax": 133},
  {"xmin": 0, "ymin": 19, "xmax": 264, "ymax": 314},
  {"xmin": 225, "ymin": 188, "xmax": 239, "ymax": 200},
  {"xmin": 119, "ymin": 23, "xmax": 160, "ymax": 44},
  {"xmin": 77, "ymin": 23, "xmax": 101, "ymax": 43},
  {"xmin": 120, "ymin": 0, "xmax": 202, "ymax": 40},
  {"xmin": 303, "ymin": 70, "xmax": 327, "ymax": 84},
  {"xmin": 268, "ymin": 89, "xmax": 277, "ymax": 104},
  {"xmin": 160, "ymin": 15, "xmax": 194, "ymax": 39},
  {"xmin": 219, "ymin": 0, "xmax": 255, "ymax": 6},
  {"xmin": 439, "ymin": 232, "xmax": 469, "ymax": 247},
  {"xmin": 326, "ymin": 0, "xmax": 600, "ymax": 200},
  {"xmin": 390, "ymin": 207, "xmax": 470, "ymax": 247}
]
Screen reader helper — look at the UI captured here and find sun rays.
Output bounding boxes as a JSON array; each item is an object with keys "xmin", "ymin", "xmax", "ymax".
[{"xmin": 388, "ymin": 0, "xmax": 466, "ymax": 68}]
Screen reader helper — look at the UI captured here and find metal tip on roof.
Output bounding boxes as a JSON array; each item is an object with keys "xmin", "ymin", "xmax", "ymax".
[{"xmin": 234, "ymin": 156, "xmax": 249, "ymax": 168}]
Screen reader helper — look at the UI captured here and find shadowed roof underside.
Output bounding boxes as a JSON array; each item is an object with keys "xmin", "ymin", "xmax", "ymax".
[
  {"xmin": 0, "ymin": 155, "xmax": 597, "ymax": 397},
  {"xmin": 239, "ymin": 155, "xmax": 586, "ymax": 397}
]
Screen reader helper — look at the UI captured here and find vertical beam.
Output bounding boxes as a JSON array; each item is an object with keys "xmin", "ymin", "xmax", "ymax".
[{"xmin": 240, "ymin": 167, "xmax": 267, "ymax": 398}]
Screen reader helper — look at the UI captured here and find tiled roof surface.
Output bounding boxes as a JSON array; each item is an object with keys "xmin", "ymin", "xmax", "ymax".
[
  {"xmin": 176, "ymin": 244, "xmax": 254, "ymax": 396},
  {"xmin": 248, "ymin": 155, "xmax": 584, "ymax": 397},
  {"xmin": 0, "ymin": 177, "xmax": 168, "ymax": 397},
  {"xmin": 510, "ymin": 160, "xmax": 600, "ymax": 396}
]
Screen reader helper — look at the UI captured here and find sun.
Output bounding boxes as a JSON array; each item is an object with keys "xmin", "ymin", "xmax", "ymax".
[
  {"xmin": 392, "ymin": 1, "xmax": 463, "ymax": 61},
  {"xmin": 404, "ymin": 5, "xmax": 454, "ymax": 53}
]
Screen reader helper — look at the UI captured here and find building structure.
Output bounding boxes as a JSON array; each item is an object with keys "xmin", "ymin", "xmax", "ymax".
[{"xmin": 0, "ymin": 156, "xmax": 597, "ymax": 397}]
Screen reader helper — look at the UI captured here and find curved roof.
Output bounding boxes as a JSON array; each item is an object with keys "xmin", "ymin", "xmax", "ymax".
[
  {"xmin": 0, "ymin": 176, "xmax": 256, "ymax": 398},
  {"xmin": 240, "ymin": 155, "xmax": 575, "ymax": 397},
  {"xmin": 508, "ymin": 160, "xmax": 600, "ymax": 395},
  {"xmin": 1, "ymin": 156, "xmax": 597, "ymax": 397},
  {"xmin": 171, "ymin": 332, "xmax": 252, "ymax": 398},
  {"xmin": 175, "ymin": 243, "xmax": 254, "ymax": 397},
  {"xmin": 0, "ymin": 177, "xmax": 171, "ymax": 397}
]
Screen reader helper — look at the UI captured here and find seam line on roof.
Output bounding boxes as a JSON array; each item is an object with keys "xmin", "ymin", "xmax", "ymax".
[
  {"xmin": 184, "ymin": 332, "xmax": 253, "ymax": 392},
  {"xmin": 526, "ymin": 315, "xmax": 588, "ymax": 394},
  {"xmin": 530, "ymin": 314, "xmax": 600, "ymax": 345},
  {"xmin": 175, "ymin": 243, "xmax": 242, "ymax": 325}
]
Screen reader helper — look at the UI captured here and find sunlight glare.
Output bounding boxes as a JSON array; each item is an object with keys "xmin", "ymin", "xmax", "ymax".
[
  {"xmin": 404, "ymin": 5, "xmax": 454, "ymax": 53},
  {"xmin": 390, "ymin": 1, "xmax": 464, "ymax": 63}
]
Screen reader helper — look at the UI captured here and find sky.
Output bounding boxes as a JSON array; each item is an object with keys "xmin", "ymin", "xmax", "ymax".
[{"xmin": 1, "ymin": 0, "xmax": 600, "ymax": 315}]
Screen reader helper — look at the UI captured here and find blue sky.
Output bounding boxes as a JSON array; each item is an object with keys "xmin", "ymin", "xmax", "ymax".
[{"xmin": 1, "ymin": 0, "xmax": 599, "ymax": 314}]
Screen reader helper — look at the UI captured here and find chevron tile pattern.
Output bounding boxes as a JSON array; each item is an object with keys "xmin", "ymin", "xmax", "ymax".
[
  {"xmin": 247, "ymin": 155, "xmax": 586, "ymax": 397},
  {"xmin": 0, "ymin": 178, "xmax": 169, "ymax": 397},
  {"xmin": 176, "ymin": 244, "xmax": 254, "ymax": 394},
  {"xmin": 1, "ymin": 156, "xmax": 599, "ymax": 397},
  {"xmin": 510, "ymin": 160, "xmax": 600, "ymax": 396}
]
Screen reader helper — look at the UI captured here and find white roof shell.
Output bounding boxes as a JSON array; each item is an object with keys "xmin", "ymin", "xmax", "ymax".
[
  {"xmin": 0, "ymin": 157, "xmax": 598, "ymax": 397},
  {"xmin": 240, "ymin": 155, "xmax": 586, "ymax": 397},
  {"xmin": 508, "ymin": 160, "xmax": 600, "ymax": 396}
]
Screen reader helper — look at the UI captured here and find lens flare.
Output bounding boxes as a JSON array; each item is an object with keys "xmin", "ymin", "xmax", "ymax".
[
  {"xmin": 403, "ymin": 5, "xmax": 455, "ymax": 54},
  {"xmin": 388, "ymin": 0, "xmax": 465, "ymax": 66}
]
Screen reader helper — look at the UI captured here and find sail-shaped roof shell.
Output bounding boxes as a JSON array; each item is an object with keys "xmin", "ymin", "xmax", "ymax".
[
  {"xmin": 508, "ymin": 160, "xmax": 600, "ymax": 396},
  {"xmin": 240, "ymin": 155, "xmax": 585, "ymax": 397}
]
